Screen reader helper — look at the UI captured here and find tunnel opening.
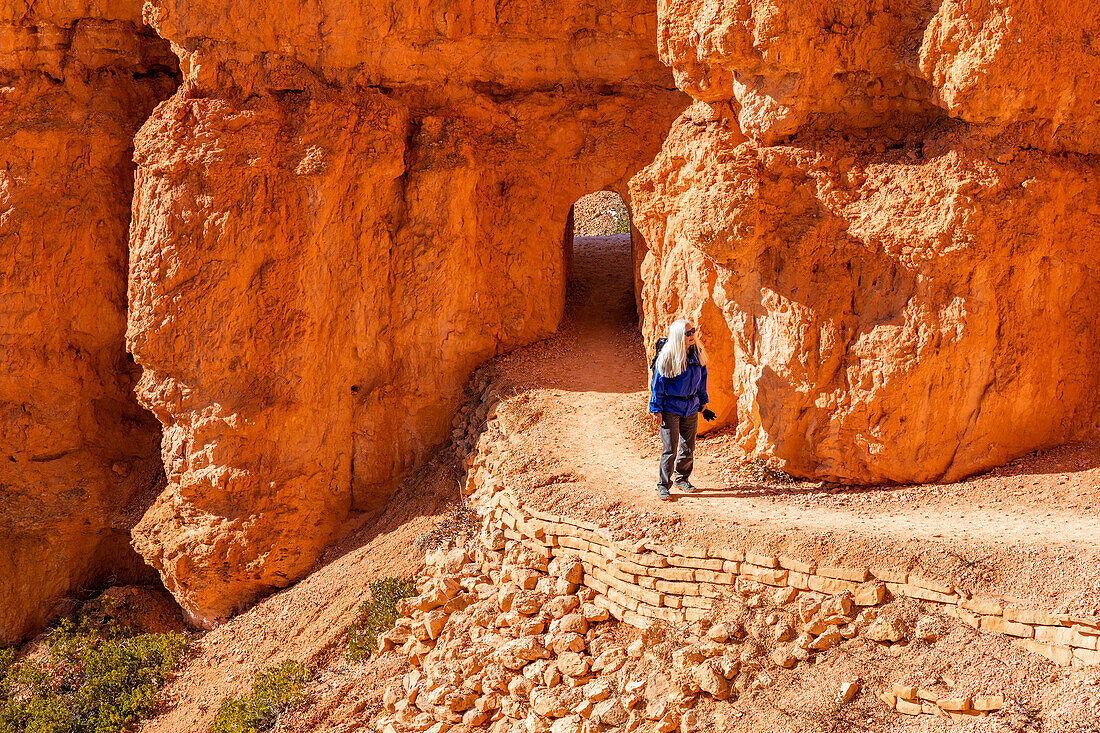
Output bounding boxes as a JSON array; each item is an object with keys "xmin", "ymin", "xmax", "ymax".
[{"xmin": 562, "ymin": 191, "xmax": 641, "ymax": 333}]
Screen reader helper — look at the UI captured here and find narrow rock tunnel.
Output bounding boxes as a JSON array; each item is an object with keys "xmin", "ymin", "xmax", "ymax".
[{"xmin": 564, "ymin": 190, "xmax": 642, "ymax": 331}]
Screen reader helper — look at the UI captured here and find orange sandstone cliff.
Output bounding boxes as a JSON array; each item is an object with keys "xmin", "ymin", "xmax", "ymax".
[
  {"xmin": 0, "ymin": 2, "xmax": 178, "ymax": 643},
  {"xmin": 631, "ymin": 0, "xmax": 1100, "ymax": 484},
  {"xmin": 5, "ymin": 0, "xmax": 1100, "ymax": 640},
  {"xmin": 125, "ymin": 0, "xmax": 685, "ymax": 626}
]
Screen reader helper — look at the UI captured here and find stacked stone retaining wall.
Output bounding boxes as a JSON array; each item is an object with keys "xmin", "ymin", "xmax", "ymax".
[{"xmin": 465, "ymin": 432, "xmax": 1100, "ymax": 670}]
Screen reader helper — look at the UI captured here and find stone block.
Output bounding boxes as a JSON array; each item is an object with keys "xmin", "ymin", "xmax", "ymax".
[
  {"xmin": 876, "ymin": 691, "xmax": 896, "ymax": 707},
  {"xmin": 891, "ymin": 684, "xmax": 917, "ymax": 700},
  {"xmin": 741, "ymin": 564, "xmax": 788, "ymax": 586},
  {"xmin": 557, "ymin": 536, "xmax": 586, "ymax": 552},
  {"xmin": 668, "ymin": 556, "xmax": 725, "ymax": 571},
  {"xmin": 807, "ymin": 575, "xmax": 858, "ymax": 596},
  {"xmin": 744, "ymin": 552, "xmax": 778, "ymax": 568},
  {"xmin": 607, "ymin": 587, "xmax": 640, "ymax": 613},
  {"xmin": 1034, "ymin": 625, "xmax": 1098, "ymax": 650},
  {"xmin": 809, "ymin": 630, "xmax": 842, "ymax": 651},
  {"xmin": 685, "ymin": 607, "xmax": 710, "ymax": 622},
  {"xmin": 680, "ymin": 594, "xmax": 713, "ymax": 610},
  {"xmin": 692, "ymin": 569, "xmax": 735, "ymax": 585},
  {"xmin": 605, "ymin": 563, "xmax": 638, "ymax": 586},
  {"xmin": 836, "ymin": 681, "xmax": 859, "ymax": 704},
  {"xmin": 895, "ymin": 583, "xmax": 958, "ymax": 604},
  {"xmin": 906, "ymin": 575, "xmax": 953, "ymax": 595},
  {"xmin": 587, "ymin": 575, "xmax": 609, "ymax": 596},
  {"xmin": 778, "ymin": 556, "xmax": 815, "ymax": 574},
  {"xmin": 937, "ymin": 696, "xmax": 970, "ymax": 712},
  {"xmin": 853, "ymin": 583, "xmax": 885, "ymax": 606},
  {"xmin": 656, "ymin": 566, "xmax": 696, "ymax": 583},
  {"xmin": 622, "ymin": 583, "xmax": 663, "ymax": 608},
  {"xmin": 960, "ymin": 596, "xmax": 1003, "ymax": 616},
  {"xmin": 722, "ymin": 560, "xmax": 740, "ymax": 574},
  {"xmin": 672, "ymin": 544, "xmax": 710, "ymax": 559},
  {"xmin": 787, "ymin": 571, "xmax": 811, "ymax": 590},
  {"xmin": 655, "ymin": 579, "xmax": 699, "ymax": 595},
  {"xmin": 895, "ymin": 698, "xmax": 922, "ymax": 715},
  {"xmin": 972, "ymin": 695, "xmax": 1004, "ymax": 712},
  {"xmin": 629, "ymin": 553, "xmax": 669, "ymax": 569},
  {"xmin": 1073, "ymin": 647, "xmax": 1100, "ymax": 666},
  {"xmin": 869, "ymin": 567, "xmax": 908, "ymax": 584},
  {"xmin": 1004, "ymin": 607, "xmax": 1069, "ymax": 626},
  {"xmin": 611, "ymin": 557, "xmax": 651, "ymax": 576},
  {"xmin": 708, "ymin": 547, "xmax": 744, "ymax": 562},
  {"xmin": 1015, "ymin": 639, "xmax": 1074, "ymax": 666},
  {"xmin": 816, "ymin": 566, "xmax": 869, "ymax": 583},
  {"xmin": 980, "ymin": 616, "xmax": 1034, "ymax": 638}
]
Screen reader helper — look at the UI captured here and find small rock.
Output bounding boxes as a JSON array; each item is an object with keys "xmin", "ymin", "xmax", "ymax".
[
  {"xmin": 592, "ymin": 698, "xmax": 629, "ymax": 726},
  {"xmin": 837, "ymin": 680, "xmax": 860, "ymax": 704},
  {"xmin": 691, "ymin": 660, "xmax": 729, "ymax": 700},
  {"xmin": 866, "ymin": 616, "xmax": 908, "ymax": 643},
  {"xmin": 581, "ymin": 603, "xmax": 609, "ymax": 623},
  {"xmin": 583, "ymin": 678, "xmax": 612, "ymax": 702},
  {"xmin": 706, "ymin": 622, "xmax": 740, "ymax": 642},
  {"xmin": 559, "ymin": 613, "xmax": 588, "ymax": 634},
  {"xmin": 773, "ymin": 587, "xmax": 797, "ymax": 605},
  {"xmin": 557, "ymin": 651, "xmax": 590, "ymax": 678},
  {"xmin": 769, "ymin": 647, "xmax": 797, "ymax": 669}
]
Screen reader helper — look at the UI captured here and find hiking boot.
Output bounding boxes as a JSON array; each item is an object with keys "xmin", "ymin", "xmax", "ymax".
[
  {"xmin": 675, "ymin": 481, "xmax": 698, "ymax": 494},
  {"xmin": 656, "ymin": 485, "xmax": 671, "ymax": 501}
]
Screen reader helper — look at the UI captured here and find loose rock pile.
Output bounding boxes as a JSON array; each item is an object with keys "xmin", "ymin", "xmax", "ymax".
[{"xmin": 371, "ymin": 520, "xmax": 983, "ymax": 733}]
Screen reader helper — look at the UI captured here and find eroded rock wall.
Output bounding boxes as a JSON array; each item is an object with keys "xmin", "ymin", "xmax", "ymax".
[
  {"xmin": 127, "ymin": 0, "xmax": 685, "ymax": 624},
  {"xmin": 632, "ymin": 0, "xmax": 1100, "ymax": 483},
  {"xmin": 0, "ymin": 4, "xmax": 178, "ymax": 642}
]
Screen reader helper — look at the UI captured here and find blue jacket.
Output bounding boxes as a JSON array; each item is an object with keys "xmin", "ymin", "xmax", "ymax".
[{"xmin": 649, "ymin": 348, "xmax": 708, "ymax": 416}]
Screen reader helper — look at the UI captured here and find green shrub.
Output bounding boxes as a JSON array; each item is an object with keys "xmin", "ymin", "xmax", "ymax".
[
  {"xmin": 614, "ymin": 214, "xmax": 631, "ymax": 235},
  {"xmin": 345, "ymin": 577, "xmax": 417, "ymax": 661},
  {"xmin": 208, "ymin": 661, "xmax": 310, "ymax": 733},
  {"xmin": 0, "ymin": 617, "xmax": 187, "ymax": 733}
]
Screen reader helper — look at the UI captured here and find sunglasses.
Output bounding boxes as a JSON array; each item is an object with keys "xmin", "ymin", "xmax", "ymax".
[{"xmin": 685, "ymin": 327, "xmax": 696, "ymax": 336}]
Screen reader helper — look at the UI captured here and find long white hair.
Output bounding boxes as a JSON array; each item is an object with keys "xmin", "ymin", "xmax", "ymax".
[{"xmin": 656, "ymin": 318, "xmax": 708, "ymax": 378}]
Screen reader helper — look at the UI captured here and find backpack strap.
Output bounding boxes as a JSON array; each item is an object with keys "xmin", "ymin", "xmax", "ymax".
[{"xmin": 650, "ymin": 337, "xmax": 668, "ymax": 372}]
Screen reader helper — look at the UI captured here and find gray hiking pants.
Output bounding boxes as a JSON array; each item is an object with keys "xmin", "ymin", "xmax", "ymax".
[{"xmin": 658, "ymin": 411, "xmax": 697, "ymax": 489}]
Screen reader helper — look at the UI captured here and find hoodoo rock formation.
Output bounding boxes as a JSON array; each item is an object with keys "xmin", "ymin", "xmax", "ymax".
[
  {"xmin": 7, "ymin": 0, "xmax": 1100, "ymax": 640},
  {"xmin": 632, "ymin": 0, "xmax": 1100, "ymax": 483},
  {"xmin": 0, "ymin": 3, "xmax": 178, "ymax": 642},
  {"xmin": 125, "ymin": 1, "xmax": 684, "ymax": 624}
]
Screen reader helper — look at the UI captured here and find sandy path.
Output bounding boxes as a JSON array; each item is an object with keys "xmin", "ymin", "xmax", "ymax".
[{"xmin": 492, "ymin": 234, "xmax": 1100, "ymax": 549}]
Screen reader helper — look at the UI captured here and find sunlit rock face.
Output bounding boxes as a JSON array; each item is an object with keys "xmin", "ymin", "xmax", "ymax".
[
  {"xmin": 126, "ymin": 0, "xmax": 685, "ymax": 624},
  {"xmin": 0, "ymin": 2, "xmax": 178, "ymax": 643},
  {"xmin": 632, "ymin": 0, "xmax": 1100, "ymax": 483}
]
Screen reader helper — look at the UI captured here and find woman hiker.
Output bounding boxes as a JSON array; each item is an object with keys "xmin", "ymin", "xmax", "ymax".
[{"xmin": 648, "ymin": 319, "xmax": 715, "ymax": 501}]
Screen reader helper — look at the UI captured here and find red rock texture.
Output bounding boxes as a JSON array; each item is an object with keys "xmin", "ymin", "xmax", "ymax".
[
  {"xmin": 126, "ymin": 0, "xmax": 685, "ymax": 624},
  {"xmin": 0, "ymin": 5, "xmax": 177, "ymax": 642},
  {"xmin": 656, "ymin": 0, "xmax": 1100, "ymax": 153},
  {"xmin": 633, "ymin": 0, "xmax": 1100, "ymax": 483}
]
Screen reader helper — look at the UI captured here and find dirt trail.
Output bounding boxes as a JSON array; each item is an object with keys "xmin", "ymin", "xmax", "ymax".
[{"xmin": 483, "ymin": 234, "xmax": 1100, "ymax": 612}]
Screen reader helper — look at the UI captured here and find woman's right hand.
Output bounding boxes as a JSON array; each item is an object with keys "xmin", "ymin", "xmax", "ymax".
[{"xmin": 650, "ymin": 413, "xmax": 662, "ymax": 427}]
